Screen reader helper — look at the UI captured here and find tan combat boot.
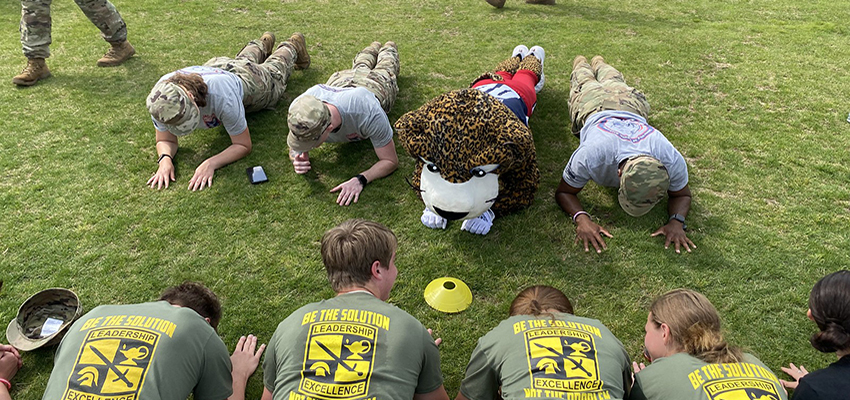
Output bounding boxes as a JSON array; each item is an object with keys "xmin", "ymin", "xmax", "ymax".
[
  {"xmin": 288, "ymin": 32, "xmax": 311, "ymax": 70},
  {"xmin": 260, "ymin": 32, "xmax": 276, "ymax": 56},
  {"xmin": 97, "ymin": 41, "xmax": 135, "ymax": 67},
  {"xmin": 12, "ymin": 58, "xmax": 51, "ymax": 86},
  {"xmin": 486, "ymin": 0, "xmax": 506, "ymax": 7}
]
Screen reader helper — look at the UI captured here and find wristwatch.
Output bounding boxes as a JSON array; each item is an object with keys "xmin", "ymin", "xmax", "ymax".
[{"xmin": 668, "ymin": 214, "xmax": 687, "ymax": 230}]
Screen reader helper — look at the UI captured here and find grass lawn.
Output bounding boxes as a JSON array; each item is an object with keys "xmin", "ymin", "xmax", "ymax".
[{"xmin": 2, "ymin": 0, "xmax": 850, "ymax": 398}]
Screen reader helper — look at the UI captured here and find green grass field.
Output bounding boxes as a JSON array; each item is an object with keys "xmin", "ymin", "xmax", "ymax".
[{"xmin": 2, "ymin": 0, "xmax": 850, "ymax": 398}]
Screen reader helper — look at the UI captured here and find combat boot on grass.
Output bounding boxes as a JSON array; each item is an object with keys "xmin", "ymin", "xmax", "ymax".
[
  {"xmin": 288, "ymin": 32, "xmax": 311, "ymax": 70},
  {"xmin": 260, "ymin": 32, "xmax": 276, "ymax": 56},
  {"xmin": 97, "ymin": 40, "xmax": 135, "ymax": 67},
  {"xmin": 12, "ymin": 58, "xmax": 51, "ymax": 86}
]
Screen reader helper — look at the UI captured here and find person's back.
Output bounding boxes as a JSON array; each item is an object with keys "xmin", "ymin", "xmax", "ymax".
[
  {"xmin": 262, "ymin": 219, "xmax": 448, "ymax": 400},
  {"xmin": 632, "ymin": 289, "xmax": 786, "ymax": 400},
  {"xmin": 458, "ymin": 286, "xmax": 631, "ymax": 400},
  {"xmin": 632, "ymin": 352, "xmax": 786, "ymax": 400},
  {"xmin": 42, "ymin": 301, "xmax": 232, "ymax": 400},
  {"xmin": 263, "ymin": 292, "xmax": 443, "ymax": 400}
]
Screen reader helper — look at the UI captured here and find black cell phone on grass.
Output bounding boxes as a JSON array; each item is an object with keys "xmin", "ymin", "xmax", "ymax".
[{"xmin": 247, "ymin": 166, "xmax": 268, "ymax": 184}]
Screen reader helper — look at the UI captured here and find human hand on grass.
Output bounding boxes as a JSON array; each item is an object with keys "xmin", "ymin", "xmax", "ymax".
[
  {"xmin": 651, "ymin": 222, "xmax": 695, "ymax": 253},
  {"xmin": 147, "ymin": 159, "xmax": 176, "ymax": 189},
  {"xmin": 427, "ymin": 328, "xmax": 442, "ymax": 346},
  {"xmin": 0, "ymin": 346, "xmax": 21, "ymax": 383},
  {"xmin": 290, "ymin": 149, "xmax": 311, "ymax": 174},
  {"xmin": 574, "ymin": 216, "xmax": 612, "ymax": 253},
  {"xmin": 331, "ymin": 178, "xmax": 363, "ymax": 206},
  {"xmin": 188, "ymin": 161, "xmax": 214, "ymax": 191},
  {"xmin": 632, "ymin": 361, "xmax": 646, "ymax": 373},
  {"xmin": 779, "ymin": 363, "xmax": 808, "ymax": 389},
  {"xmin": 230, "ymin": 335, "xmax": 265, "ymax": 382}
]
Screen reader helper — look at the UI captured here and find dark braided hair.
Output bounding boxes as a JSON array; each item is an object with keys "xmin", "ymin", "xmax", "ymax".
[{"xmin": 809, "ymin": 270, "xmax": 850, "ymax": 353}]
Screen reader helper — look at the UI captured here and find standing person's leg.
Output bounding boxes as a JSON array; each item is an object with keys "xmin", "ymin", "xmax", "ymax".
[
  {"xmin": 14, "ymin": 0, "xmax": 53, "ymax": 86},
  {"xmin": 73, "ymin": 0, "xmax": 134, "ymax": 67},
  {"xmin": 569, "ymin": 55, "xmax": 605, "ymax": 136},
  {"xmin": 591, "ymin": 56, "xmax": 650, "ymax": 119}
]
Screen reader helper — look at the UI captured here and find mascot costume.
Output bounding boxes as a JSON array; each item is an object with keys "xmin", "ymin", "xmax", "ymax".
[{"xmin": 395, "ymin": 45, "xmax": 545, "ymax": 235}]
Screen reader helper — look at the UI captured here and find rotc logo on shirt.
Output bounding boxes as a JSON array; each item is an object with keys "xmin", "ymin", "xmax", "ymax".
[
  {"xmin": 62, "ymin": 327, "xmax": 159, "ymax": 400},
  {"xmin": 703, "ymin": 378, "xmax": 781, "ymax": 400},
  {"xmin": 524, "ymin": 327, "xmax": 603, "ymax": 393},
  {"xmin": 300, "ymin": 322, "xmax": 377, "ymax": 399}
]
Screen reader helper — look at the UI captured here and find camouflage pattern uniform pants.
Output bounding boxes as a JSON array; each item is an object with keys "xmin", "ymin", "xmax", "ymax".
[
  {"xmin": 325, "ymin": 42, "xmax": 400, "ymax": 113},
  {"xmin": 204, "ymin": 39, "xmax": 298, "ymax": 113},
  {"xmin": 20, "ymin": 0, "xmax": 127, "ymax": 59},
  {"xmin": 569, "ymin": 57, "xmax": 651, "ymax": 137}
]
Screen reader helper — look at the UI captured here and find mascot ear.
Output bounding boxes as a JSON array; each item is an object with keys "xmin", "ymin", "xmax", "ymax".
[{"xmin": 394, "ymin": 109, "xmax": 429, "ymax": 159}]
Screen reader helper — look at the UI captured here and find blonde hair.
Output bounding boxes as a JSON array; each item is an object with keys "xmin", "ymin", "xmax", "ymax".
[
  {"xmin": 509, "ymin": 286, "xmax": 574, "ymax": 317},
  {"xmin": 650, "ymin": 289, "xmax": 742, "ymax": 363},
  {"xmin": 320, "ymin": 219, "xmax": 397, "ymax": 292}
]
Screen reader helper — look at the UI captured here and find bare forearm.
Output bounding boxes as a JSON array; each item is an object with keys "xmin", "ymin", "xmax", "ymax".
[
  {"xmin": 155, "ymin": 140, "xmax": 178, "ymax": 158},
  {"xmin": 203, "ymin": 143, "xmax": 251, "ymax": 171},
  {"xmin": 556, "ymin": 191, "xmax": 585, "ymax": 217},
  {"xmin": 359, "ymin": 159, "xmax": 397, "ymax": 183}
]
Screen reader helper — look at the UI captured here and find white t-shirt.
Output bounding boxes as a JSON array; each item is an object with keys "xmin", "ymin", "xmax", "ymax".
[
  {"xmin": 297, "ymin": 84, "xmax": 393, "ymax": 148},
  {"xmin": 152, "ymin": 66, "xmax": 247, "ymax": 136},
  {"xmin": 563, "ymin": 110, "xmax": 688, "ymax": 191}
]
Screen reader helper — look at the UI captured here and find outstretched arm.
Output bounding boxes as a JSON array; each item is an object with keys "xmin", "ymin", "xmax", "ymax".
[
  {"xmin": 330, "ymin": 141, "xmax": 398, "ymax": 206},
  {"xmin": 556, "ymin": 178, "xmax": 612, "ymax": 253},
  {"xmin": 650, "ymin": 185, "xmax": 695, "ymax": 253},
  {"xmin": 189, "ymin": 128, "xmax": 252, "ymax": 191},
  {"xmin": 147, "ymin": 129, "xmax": 179, "ymax": 189}
]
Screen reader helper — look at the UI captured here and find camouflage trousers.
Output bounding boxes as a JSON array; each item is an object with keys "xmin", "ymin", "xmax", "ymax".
[
  {"xmin": 204, "ymin": 39, "xmax": 298, "ymax": 113},
  {"xmin": 325, "ymin": 42, "xmax": 399, "ymax": 113},
  {"xmin": 20, "ymin": 0, "xmax": 127, "ymax": 59},
  {"xmin": 569, "ymin": 57, "xmax": 651, "ymax": 137}
]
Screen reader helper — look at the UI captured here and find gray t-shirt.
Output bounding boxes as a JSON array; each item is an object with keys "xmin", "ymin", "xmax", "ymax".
[
  {"xmin": 298, "ymin": 84, "xmax": 394, "ymax": 148},
  {"xmin": 459, "ymin": 313, "xmax": 632, "ymax": 400},
  {"xmin": 631, "ymin": 352, "xmax": 788, "ymax": 400},
  {"xmin": 152, "ymin": 65, "xmax": 247, "ymax": 136},
  {"xmin": 562, "ymin": 110, "xmax": 688, "ymax": 191},
  {"xmin": 263, "ymin": 292, "xmax": 444, "ymax": 400},
  {"xmin": 42, "ymin": 301, "xmax": 233, "ymax": 400}
]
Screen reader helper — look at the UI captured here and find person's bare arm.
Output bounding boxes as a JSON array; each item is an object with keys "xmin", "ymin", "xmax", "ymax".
[
  {"xmin": 147, "ymin": 129, "xmax": 179, "ymax": 189},
  {"xmin": 556, "ymin": 178, "xmax": 612, "ymax": 253},
  {"xmin": 650, "ymin": 185, "xmax": 695, "ymax": 253},
  {"xmin": 188, "ymin": 128, "xmax": 252, "ymax": 191},
  {"xmin": 330, "ymin": 141, "xmax": 398, "ymax": 206},
  {"xmin": 227, "ymin": 335, "xmax": 265, "ymax": 400}
]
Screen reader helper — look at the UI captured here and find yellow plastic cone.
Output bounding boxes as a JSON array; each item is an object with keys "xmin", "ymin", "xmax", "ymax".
[{"xmin": 424, "ymin": 277, "xmax": 472, "ymax": 313}]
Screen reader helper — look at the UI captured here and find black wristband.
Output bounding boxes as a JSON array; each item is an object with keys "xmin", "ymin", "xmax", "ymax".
[
  {"xmin": 157, "ymin": 153, "xmax": 173, "ymax": 164},
  {"xmin": 356, "ymin": 174, "xmax": 368, "ymax": 187}
]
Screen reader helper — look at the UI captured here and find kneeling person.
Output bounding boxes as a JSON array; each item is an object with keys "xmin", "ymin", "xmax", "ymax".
[{"xmin": 261, "ymin": 219, "xmax": 448, "ymax": 400}]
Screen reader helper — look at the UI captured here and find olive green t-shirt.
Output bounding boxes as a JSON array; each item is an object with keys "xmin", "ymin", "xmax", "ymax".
[
  {"xmin": 459, "ymin": 313, "xmax": 632, "ymax": 400},
  {"xmin": 631, "ymin": 353, "xmax": 788, "ymax": 400},
  {"xmin": 263, "ymin": 292, "xmax": 444, "ymax": 400},
  {"xmin": 42, "ymin": 301, "xmax": 233, "ymax": 400}
]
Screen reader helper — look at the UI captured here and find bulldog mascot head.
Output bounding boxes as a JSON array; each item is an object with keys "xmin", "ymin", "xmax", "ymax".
[{"xmin": 395, "ymin": 88, "xmax": 539, "ymax": 235}]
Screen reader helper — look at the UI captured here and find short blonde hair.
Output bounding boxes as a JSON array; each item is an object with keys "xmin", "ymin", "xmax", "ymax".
[
  {"xmin": 650, "ymin": 289, "xmax": 742, "ymax": 363},
  {"xmin": 321, "ymin": 219, "xmax": 397, "ymax": 292}
]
